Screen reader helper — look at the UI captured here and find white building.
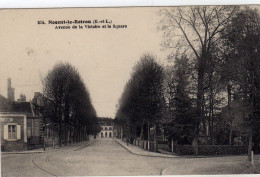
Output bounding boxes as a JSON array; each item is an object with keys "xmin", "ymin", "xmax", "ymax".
[
  {"xmin": 99, "ymin": 125, "xmax": 114, "ymax": 138},
  {"xmin": 97, "ymin": 117, "xmax": 117, "ymax": 138}
]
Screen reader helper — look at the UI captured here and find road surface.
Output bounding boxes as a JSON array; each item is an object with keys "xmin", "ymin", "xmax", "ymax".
[{"xmin": 1, "ymin": 138, "xmax": 258, "ymax": 176}]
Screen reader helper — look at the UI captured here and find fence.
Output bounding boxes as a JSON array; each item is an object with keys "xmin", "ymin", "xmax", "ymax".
[
  {"xmin": 121, "ymin": 137, "xmax": 248, "ymax": 155},
  {"xmin": 173, "ymin": 144, "xmax": 248, "ymax": 155}
]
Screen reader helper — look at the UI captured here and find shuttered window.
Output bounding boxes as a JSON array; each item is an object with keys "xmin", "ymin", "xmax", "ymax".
[
  {"xmin": 4, "ymin": 124, "xmax": 21, "ymax": 140},
  {"xmin": 8, "ymin": 125, "xmax": 17, "ymax": 139}
]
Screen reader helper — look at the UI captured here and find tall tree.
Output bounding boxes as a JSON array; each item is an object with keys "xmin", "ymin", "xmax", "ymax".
[
  {"xmin": 43, "ymin": 62, "xmax": 98, "ymax": 146},
  {"xmin": 164, "ymin": 56, "xmax": 196, "ymax": 145},
  {"xmin": 116, "ymin": 54, "xmax": 165, "ymax": 151},
  {"xmin": 158, "ymin": 6, "xmax": 239, "ymax": 154},
  {"xmin": 221, "ymin": 7, "xmax": 260, "ymax": 154}
]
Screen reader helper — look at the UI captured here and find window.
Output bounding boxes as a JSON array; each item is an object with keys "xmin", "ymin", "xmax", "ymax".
[
  {"xmin": 4, "ymin": 124, "xmax": 21, "ymax": 141},
  {"xmin": 8, "ymin": 125, "xmax": 17, "ymax": 139},
  {"xmin": 105, "ymin": 127, "xmax": 108, "ymax": 130},
  {"xmin": 109, "ymin": 127, "xmax": 112, "ymax": 130}
]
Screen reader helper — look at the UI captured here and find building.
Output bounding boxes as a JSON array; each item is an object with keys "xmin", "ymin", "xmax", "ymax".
[
  {"xmin": 31, "ymin": 92, "xmax": 59, "ymax": 148},
  {"xmin": 0, "ymin": 98, "xmax": 42, "ymax": 151},
  {"xmin": 97, "ymin": 117, "xmax": 117, "ymax": 138},
  {"xmin": 0, "ymin": 79, "xmax": 44, "ymax": 151}
]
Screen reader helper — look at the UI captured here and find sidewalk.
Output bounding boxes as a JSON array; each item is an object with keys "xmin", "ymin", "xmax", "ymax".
[
  {"xmin": 1, "ymin": 139, "xmax": 95, "ymax": 155},
  {"xmin": 114, "ymin": 138, "xmax": 179, "ymax": 158},
  {"xmin": 161, "ymin": 155, "xmax": 260, "ymax": 175}
]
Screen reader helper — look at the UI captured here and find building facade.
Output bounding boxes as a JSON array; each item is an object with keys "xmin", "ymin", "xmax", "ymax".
[
  {"xmin": 100, "ymin": 125, "xmax": 114, "ymax": 138},
  {"xmin": 0, "ymin": 79, "xmax": 44, "ymax": 151},
  {"xmin": 97, "ymin": 117, "xmax": 117, "ymax": 138},
  {"xmin": 0, "ymin": 100, "xmax": 42, "ymax": 151},
  {"xmin": 1, "ymin": 113, "xmax": 27, "ymax": 151}
]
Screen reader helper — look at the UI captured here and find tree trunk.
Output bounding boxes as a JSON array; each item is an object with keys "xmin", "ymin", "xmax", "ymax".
[
  {"xmin": 121, "ymin": 127, "xmax": 123, "ymax": 139},
  {"xmin": 59, "ymin": 122, "xmax": 62, "ymax": 147},
  {"xmin": 154, "ymin": 124, "xmax": 157, "ymax": 152},
  {"xmin": 192, "ymin": 136, "xmax": 198, "ymax": 155},
  {"xmin": 202, "ymin": 95, "xmax": 208, "ymax": 144},
  {"xmin": 193, "ymin": 56, "xmax": 205, "ymax": 155},
  {"xmin": 248, "ymin": 132, "xmax": 253, "ymax": 161},
  {"xmin": 229, "ymin": 128, "xmax": 233, "ymax": 145},
  {"xmin": 69, "ymin": 123, "xmax": 72, "ymax": 144},
  {"xmin": 134, "ymin": 127, "xmax": 137, "ymax": 139},
  {"xmin": 73, "ymin": 121, "xmax": 76, "ymax": 143},
  {"xmin": 140, "ymin": 120, "xmax": 145, "ymax": 140},
  {"xmin": 86, "ymin": 127, "xmax": 89, "ymax": 141},
  {"xmin": 148, "ymin": 121, "xmax": 150, "ymax": 151},
  {"xmin": 64, "ymin": 124, "xmax": 67, "ymax": 145},
  {"xmin": 228, "ymin": 84, "xmax": 233, "ymax": 145},
  {"xmin": 171, "ymin": 137, "xmax": 174, "ymax": 154}
]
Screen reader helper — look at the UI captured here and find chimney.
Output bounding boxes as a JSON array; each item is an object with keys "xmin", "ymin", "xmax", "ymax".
[
  {"xmin": 7, "ymin": 78, "xmax": 15, "ymax": 101},
  {"xmin": 17, "ymin": 94, "xmax": 26, "ymax": 102}
]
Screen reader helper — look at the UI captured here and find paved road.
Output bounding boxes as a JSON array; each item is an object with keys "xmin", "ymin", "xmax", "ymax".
[
  {"xmin": 1, "ymin": 138, "xmax": 256, "ymax": 176},
  {"xmin": 43, "ymin": 138, "xmax": 179, "ymax": 176},
  {"xmin": 1, "ymin": 153, "xmax": 50, "ymax": 177}
]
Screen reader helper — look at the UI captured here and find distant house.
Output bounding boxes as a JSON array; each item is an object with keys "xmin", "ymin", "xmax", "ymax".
[{"xmin": 97, "ymin": 117, "xmax": 117, "ymax": 138}]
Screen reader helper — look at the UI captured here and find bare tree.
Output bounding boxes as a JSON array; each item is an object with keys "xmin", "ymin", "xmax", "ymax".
[{"xmin": 158, "ymin": 6, "xmax": 239, "ymax": 154}]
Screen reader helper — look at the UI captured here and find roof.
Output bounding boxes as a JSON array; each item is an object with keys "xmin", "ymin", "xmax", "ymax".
[
  {"xmin": 0, "ymin": 94, "xmax": 11, "ymax": 111},
  {"xmin": 98, "ymin": 117, "xmax": 114, "ymax": 126},
  {"xmin": 0, "ymin": 95, "xmax": 34, "ymax": 117}
]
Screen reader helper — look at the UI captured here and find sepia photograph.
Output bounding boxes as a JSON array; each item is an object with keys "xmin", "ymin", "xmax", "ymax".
[{"xmin": 0, "ymin": 5, "xmax": 260, "ymax": 176}]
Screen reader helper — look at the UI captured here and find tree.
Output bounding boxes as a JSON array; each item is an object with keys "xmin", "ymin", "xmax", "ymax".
[
  {"xmin": 116, "ymin": 54, "xmax": 165, "ymax": 152},
  {"xmin": 221, "ymin": 7, "xmax": 260, "ymax": 154},
  {"xmin": 158, "ymin": 6, "xmax": 239, "ymax": 154},
  {"xmin": 164, "ymin": 55, "xmax": 197, "ymax": 146},
  {"xmin": 43, "ymin": 62, "xmax": 98, "ymax": 146}
]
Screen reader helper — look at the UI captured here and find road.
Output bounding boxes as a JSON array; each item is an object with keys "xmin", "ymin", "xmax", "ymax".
[{"xmin": 1, "ymin": 138, "xmax": 258, "ymax": 176}]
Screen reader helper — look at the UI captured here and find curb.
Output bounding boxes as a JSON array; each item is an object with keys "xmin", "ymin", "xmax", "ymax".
[
  {"xmin": 73, "ymin": 140, "xmax": 96, "ymax": 151},
  {"xmin": 1, "ymin": 151, "xmax": 45, "ymax": 154},
  {"xmin": 114, "ymin": 138, "xmax": 179, "ymax": 159},
  {"xmin": 161, "ymin": 165, "xmax": 176, "ymax": 175}
]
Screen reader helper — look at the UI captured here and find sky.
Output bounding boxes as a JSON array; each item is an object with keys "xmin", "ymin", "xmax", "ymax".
[{"xmin": 0, "ymin": 7, "xmax": 168, "ymax": 118}]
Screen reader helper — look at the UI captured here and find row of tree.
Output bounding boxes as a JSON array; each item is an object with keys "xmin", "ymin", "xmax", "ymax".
[
  {"xmin": 115, "ymin": 6, "xmax": 260, "ymax": 155},
  {"xmin": 115, "ymin": 55, "xmax": 164, "ymax": 151},
  {"xmin": 43, "ymin": 62, "xmax": 100, "ymax": 146}
]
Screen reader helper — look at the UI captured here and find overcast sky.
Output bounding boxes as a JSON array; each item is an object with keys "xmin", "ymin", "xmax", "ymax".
[{"xmin": 0, "ymin": 7, "xmax": 168, "ymax": 118}]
